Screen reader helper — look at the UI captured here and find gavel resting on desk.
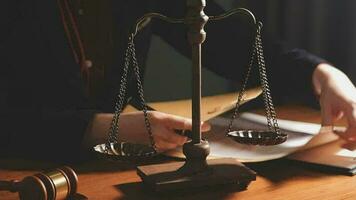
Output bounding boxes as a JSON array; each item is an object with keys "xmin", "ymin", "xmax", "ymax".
[{"xmin": 0, "ymin": 166, "xmax": 87, "ymax": 200}]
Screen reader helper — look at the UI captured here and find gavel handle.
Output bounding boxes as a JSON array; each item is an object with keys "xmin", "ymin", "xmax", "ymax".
[{"xmin": 0, "ymin": 180, "xmax": 20, "ymax": 192}]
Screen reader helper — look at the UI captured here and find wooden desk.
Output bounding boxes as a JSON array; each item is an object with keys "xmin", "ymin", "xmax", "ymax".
[{"xmin": 1, "ymin": 105, "xmax": 356, "ymax": 200}]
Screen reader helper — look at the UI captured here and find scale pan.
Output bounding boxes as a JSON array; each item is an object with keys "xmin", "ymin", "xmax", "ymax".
[
  {"xmin": 93, "ymin": 142, "xmax": 157, "ymax": 161},
  {"xmin": 227, "ymin": 130, "xmax": 287, "ymax": 145}
]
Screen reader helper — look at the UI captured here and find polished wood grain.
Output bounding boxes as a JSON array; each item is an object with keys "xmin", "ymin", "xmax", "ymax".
[{"xmin": 1, "ymin": 105, "xmax": 355, "ymax": 200}]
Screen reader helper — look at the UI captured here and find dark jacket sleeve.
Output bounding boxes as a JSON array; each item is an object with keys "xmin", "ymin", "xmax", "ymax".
[
  {"xmin": 0, "ymin": 0, "xmax": 96, "ymax": 160},
  {"xmin": 151, "ymin": 0, "xmax": 326, "ymax": 106}
]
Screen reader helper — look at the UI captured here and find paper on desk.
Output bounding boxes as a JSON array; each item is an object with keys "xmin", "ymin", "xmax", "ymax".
[
  {"xmin": 336, "ymin": 149, "xmax": 356, "ymax": 157},
  {"xmin": 123, "ymin": 87, "xmax": 262, "ymax": 121},
  {"xmin": 165, "ymin": 112, "xmax": 341, "ymax": 162}
]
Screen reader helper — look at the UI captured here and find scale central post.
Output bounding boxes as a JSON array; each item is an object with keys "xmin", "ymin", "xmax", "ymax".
[
  {"xmin": 181, "ymin": 0, "xmax": 211, "ymax": 172},
  {"xmin": 136, "ymin": 0, "xmax": 257, "ymax": 192},
  {"xmin": 187, "ymin": 0, "xmax": 208, "ymax": 144}
]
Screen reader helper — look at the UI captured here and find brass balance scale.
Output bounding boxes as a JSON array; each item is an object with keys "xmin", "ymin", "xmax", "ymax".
[{"xmin": 94, "ymin": 0, "xmax": 287, "ymax": 192}]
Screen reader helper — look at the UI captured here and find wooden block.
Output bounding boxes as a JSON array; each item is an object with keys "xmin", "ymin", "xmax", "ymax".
[{"xmin": 137, "ymin": 158, "xmax": 256, "ymax": 192}]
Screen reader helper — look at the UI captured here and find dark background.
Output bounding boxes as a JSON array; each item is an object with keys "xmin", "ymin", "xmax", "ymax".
[
  {"xmin": 240, "ymin": 0, "xmax": 356, "ymax": 81},
  {"xmin": 145, "ymin": 0, "xmax": 356, "ymax": 102}
]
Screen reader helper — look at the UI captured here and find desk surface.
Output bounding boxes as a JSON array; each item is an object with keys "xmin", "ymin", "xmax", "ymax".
[{"xmin": 1, "ymin": 105, "xmax": 355, "ymax": 200}]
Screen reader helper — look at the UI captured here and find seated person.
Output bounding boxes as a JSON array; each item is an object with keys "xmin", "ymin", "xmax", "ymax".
[{"xmin": 0, "ymin": 0, "xmax": 355, "ymax": 161}]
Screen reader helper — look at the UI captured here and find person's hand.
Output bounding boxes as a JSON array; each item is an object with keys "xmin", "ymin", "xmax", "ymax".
[
  {"xmin": 313, "ymin": 63, "xmax": 356, "ymax": 141},
  {"xmin": 119, "ymin": 111, "xmax": 211, "ymax": 152},
  {"xmin": 83, "ymin": 111, "xmax": 211, "ymax": 152}
]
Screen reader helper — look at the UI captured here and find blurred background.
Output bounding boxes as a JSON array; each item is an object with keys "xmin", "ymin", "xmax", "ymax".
[{"xmin": 144, "ymin": 0, "xmax": 356, "ymax": 103}]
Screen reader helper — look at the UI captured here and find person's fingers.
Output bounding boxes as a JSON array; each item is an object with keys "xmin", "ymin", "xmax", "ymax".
[
  {"xmin": 334, "ymin": 110, "xmax": 344, "ymax": 122},
  {"xmin": 201, "ymin": 121, "xmax": 211, "ymax": 132},
  {"xmin": 335, "ymin": 127, "xmax": 356, "ymax": 142},
  {"xmin": 154, "ymin": 128, "xmax": 188, "ymax": 145},
  {"xmin": 321, "ymin": 104, "xmax": 334, "ymax": 126},
  {"xmin": 151, "ymin": 113, "xmax": 211, "ymax": 146},
  {"xmin": 161, "ymin": 113, "xmax": 211, "ymax": 132},
  {"xmin": 155, "ymin": 140, "xmax": 178, "ymax": 152},
  {"xmin": 163, "ymin": 114, "xmax": 191, "ymax": 130},
  {"xmin": 340, "ymin": 107, "xmax": 356, "ymax": 141},
  {"xmin": 148, "ymin": 112, "xmax": 188, "ymax": 144}
]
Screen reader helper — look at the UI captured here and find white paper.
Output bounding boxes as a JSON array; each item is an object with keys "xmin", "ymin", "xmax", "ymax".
[
  {"xmin": 204, "ymin": 112, "xmax": 331, "ymax": 162},
  {"xmin": 336, "ymin": 149, "xmax": 356, "ymax": 158}
]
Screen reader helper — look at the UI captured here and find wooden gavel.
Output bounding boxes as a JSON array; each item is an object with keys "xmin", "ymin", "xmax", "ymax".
[{"xmin": 0, "ymin": 166, "xmax": 87, "ymax": 200}]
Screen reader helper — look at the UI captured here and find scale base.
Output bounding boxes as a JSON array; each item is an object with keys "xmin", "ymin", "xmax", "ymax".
[{"xmin": 137, "ymin": 158, "xmax": 256, "ymax": 192}]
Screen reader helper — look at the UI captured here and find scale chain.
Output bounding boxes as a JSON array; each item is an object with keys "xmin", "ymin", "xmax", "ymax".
[
  {"xmin": 226, "ymin": 22, "xmax": 280, "ymax": 135},
  {"xmin": 107, "ymin": 35, "xmax": 133, "ymax": 147},
  {"xmin": 106, "ymin": 33, "xmax": 157, "ymax": 154},
  {"xmin": 130, "ymin": 40, "xmax": 157, "ymax": 152},
  {"xmin": 255, "ymin": 23, "xmax": 280, "ymax": 133}
]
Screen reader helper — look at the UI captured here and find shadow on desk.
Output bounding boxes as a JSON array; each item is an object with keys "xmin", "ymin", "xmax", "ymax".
[
  {"xmin": 114, "ymin": 159, "xmax": 340, "ymax": 200},
  {"xmin": 0, "ymin": 156, "xmax": 340, "ymax": 179},
  {"xmin": 246, "ymin": 159, "xmax": 342, "ymax": 183},
  {"xmin": 0, "ymin": 154, "xmax": 181, "ymax": 173},
  {"xmin": 116, "ymin": 181, "xmax": 246, "ymax": 200}
]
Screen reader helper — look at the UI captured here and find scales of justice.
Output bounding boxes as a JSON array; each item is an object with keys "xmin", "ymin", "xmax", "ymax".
[{"xmin": 94, "ymin": 0, "xmax": 288, "ymax": 192}]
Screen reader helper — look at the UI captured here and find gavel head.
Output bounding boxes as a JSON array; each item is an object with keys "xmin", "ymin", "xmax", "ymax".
[{"xmin": 18, "ymin": 166, "xmax": 78, "ymax": 200}]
